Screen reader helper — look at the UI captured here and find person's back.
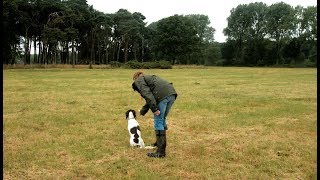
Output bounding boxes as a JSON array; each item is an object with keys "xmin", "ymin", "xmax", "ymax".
[{"xmin": 137, "ymin": 74, "xmax": 177, "ymax": 103}]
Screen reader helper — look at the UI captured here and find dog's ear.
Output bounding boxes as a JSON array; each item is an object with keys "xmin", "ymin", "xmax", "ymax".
[
  {"xmin": 131, "ymin": 110, "xmax": 136, "ymax": 118},
  {"xmin": 125, "ymin": 110, "xmax": 130, "ymax": 119}
]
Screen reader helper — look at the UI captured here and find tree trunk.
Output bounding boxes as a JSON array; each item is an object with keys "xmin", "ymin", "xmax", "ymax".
[
  {"xmin": 38, "ymin": 41, "xmax": 42, "ymax": 64},
  {"xmin": 134, "ymin": 42, "xmax": 137, "ymax": 61},
  {"xmin": 124, "ymin": 35, "xmax": 129, "ymax": 63},
  {"xmin": 72, "ymin": 41, "xmax": 75, "ymax": 68},
  {"xmin": 33, "ymin": 37, "xmax": 37, "ymax": 64},
  {"xmin": 28, "ymin": 38, "xmax": 32, "ymax": 64},
  {"xmin": 98, "ymin": 45, "xmax": 101, "ymax": 64},
  {"xmin": 104, "ymin": 39, "xmax": 109, "ymax": 64},
  {"xmin": 113, "ymin": 40, "xmax": 117, "ymax": 62},
  {"xmin": 24, "ymin": 29, "xmax": 29, "ymax": 66},
  {"xmin": 43, "ymin": 42, "xmax": 47, "ymax": 65},
  {"xmin": 76, "ymin": 43, "xmax": 79, "ymax": 64},
  {"xmin": 124, "ymin": 39, "xmax": 129, "ymax": 63},
  {"xmin": 53, "ymin": 46, "xmax": 56, "ymax": 65},
  {"xmin": 66, "ymin": 42, "xmax": 69, "ymax": 64},
  {"xmin": 12, "ymin": 44, "xmax": 16, "ymax": 65},
  {"xmin": 117, "ymin": 41, "xmax": 121, "ymax": 62},
  {"xmin": 276, "ymin": 41, "xmax": 279, "ymax": 65},
  {"xmin": 90, "ymin": 31, "xmax": 95, "ymax": 68},
  {"xmin": 141, "ymin": 37, "xmax": 144, "ymax": 62}
]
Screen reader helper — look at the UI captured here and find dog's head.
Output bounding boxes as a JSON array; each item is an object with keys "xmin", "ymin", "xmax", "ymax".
[{"xmin": 125, "ymin": 109, "xmax": 136, "ymax": 120}]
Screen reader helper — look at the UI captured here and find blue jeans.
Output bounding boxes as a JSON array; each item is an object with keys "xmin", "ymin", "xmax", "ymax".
[{"xmin": 154, "ymin": 95, "xmax": 176, "ymax": 130}]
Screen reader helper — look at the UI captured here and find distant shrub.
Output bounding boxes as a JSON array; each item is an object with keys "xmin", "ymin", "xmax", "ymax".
[
  {"xmin": 124, "ymin": 60, "xmax": 172, "ymax": 69},
  {"xmin": 109, "ymin": 61, "xmax": 123, "ymax": 68},
  {"xmin": 124, "ymin": 60, "xmax": 143, "ymax": 69},
  {"xmin": 287, "ymin": 58, "xmax": 316, "ymax": 68},
  {"xmin": 213, "ymin": 59, "xmax": 226, "ymax": 66},
  {"xmin": 303, "ymin": 59, "xmax": 316, "ymax": 67}
]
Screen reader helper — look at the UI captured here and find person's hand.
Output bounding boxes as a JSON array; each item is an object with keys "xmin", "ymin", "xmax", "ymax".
[{"xmin": 154, "ymin": 110, "xmax": 160, "ymax": 116}]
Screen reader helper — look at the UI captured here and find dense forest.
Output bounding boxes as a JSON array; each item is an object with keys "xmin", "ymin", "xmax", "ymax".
[{"xmin": 3, "ymin": 0, "xmax": 317, "ymax": 67}]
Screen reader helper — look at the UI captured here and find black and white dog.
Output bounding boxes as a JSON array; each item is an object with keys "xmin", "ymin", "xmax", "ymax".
[{"xmin": 125, "ymin": 109, "xmax": 145, "ymax": 148}]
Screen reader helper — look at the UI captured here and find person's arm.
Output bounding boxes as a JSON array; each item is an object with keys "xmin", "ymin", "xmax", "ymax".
[
  {"xmin": 134, "ymin": 77, "xmax": 158, "ymax": 113},
  {"xmin": 140, "ymin": 103, "xmax": 149, "ymax": 116}
]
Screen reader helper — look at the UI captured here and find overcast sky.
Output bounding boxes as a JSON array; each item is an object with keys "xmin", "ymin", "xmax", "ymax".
[{"xmin": 87, "ymin": 0, "xmax": 316, "ymax": 42}]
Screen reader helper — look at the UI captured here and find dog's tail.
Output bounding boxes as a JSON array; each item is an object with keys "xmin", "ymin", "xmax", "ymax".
[{"xmin": 144, "ymin": 145, "xmax": 156, "ymax": 149}]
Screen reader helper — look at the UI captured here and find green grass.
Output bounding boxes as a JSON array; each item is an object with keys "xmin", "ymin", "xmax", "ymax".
[{"xmin": 3, "ymin": 67, "xmax": 317, "ymax": 179}]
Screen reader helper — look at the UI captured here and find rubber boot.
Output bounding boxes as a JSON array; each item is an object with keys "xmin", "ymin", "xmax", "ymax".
[
  {"xmin": 152, "ymin": 126, "xmax": 167, "ymax": 147},
  {"xmin": 147, "ymin": 130, "xmax": 166, "ymax": 158}
]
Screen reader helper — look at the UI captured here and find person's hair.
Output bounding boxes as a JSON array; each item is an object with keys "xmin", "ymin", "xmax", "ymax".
[{"xmin": 133, "ymin": 71, "xmax": 144, "ymax": 80}]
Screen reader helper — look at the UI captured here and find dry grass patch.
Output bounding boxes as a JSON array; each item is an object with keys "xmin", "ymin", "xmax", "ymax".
[{"xmin": 3, "ymin": 67, "xmax": 316, "ymax": 179}]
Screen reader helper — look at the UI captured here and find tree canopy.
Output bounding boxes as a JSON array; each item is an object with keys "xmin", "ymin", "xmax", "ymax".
[
  {"xmin": 223, "ymin": 2, "xmax": 317, "ymax": 66},
  {"xmin": 3, "ymin": 0, "xmax": 317, "ymax": 67}
]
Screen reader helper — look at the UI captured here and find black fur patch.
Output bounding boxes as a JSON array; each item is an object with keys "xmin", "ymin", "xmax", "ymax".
[
  {"xmin": 133, "ymin": 138, "xmax": 139, "ymax": 144},
  {"xmin": 130, "ymin": 127, "xmax": 138, "ymax": 134},
  {"xmin": 130, "ymin": 126, "xmax": 140, "ymax": 144}
]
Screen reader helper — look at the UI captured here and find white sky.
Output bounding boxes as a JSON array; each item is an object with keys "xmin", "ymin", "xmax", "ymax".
[{"xmin": 86, "ymin": 0, "xmax": 317, "ymax": 42}]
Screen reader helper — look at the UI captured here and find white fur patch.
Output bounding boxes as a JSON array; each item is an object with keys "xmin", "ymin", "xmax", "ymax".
[{"xmin": 127, "ymin": 112, "xmax": 145, "ymax": 148}]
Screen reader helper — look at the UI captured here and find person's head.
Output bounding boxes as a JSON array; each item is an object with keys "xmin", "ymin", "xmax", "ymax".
[
  {"xmin": 133, "ymin": 71, "xmax": 144, "ymax": 80},
  {"xmin": 132, "ymin": 72, "xmax": 143, "ymax": 92}
]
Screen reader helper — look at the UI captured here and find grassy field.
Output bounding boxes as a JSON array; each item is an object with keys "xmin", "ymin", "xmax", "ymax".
[{"xmin": 3, "ymin": 67, "xmax": 317, "ymax": 179}]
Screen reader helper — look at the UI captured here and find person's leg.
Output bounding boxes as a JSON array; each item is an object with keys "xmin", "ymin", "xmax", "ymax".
[
  {"xmin": 163, "ymin": 95, "xmax": 176, "ymax": 130},
  {"xmin": 148, "ymin": 96, "xmax": 171, "ymax": 158},
  {"xmin": 148, "ymin": 95, "xmax": 176, "ymax": 158},
  {"xmin": 148, "ymin": 129, "xmax": 166, "ymax": 158},
  {"xmin": 152, "ymin": 95, "xmax": 176, "ymax": 145},
  {"xmin": 151, "ymin": 97, "xmax": 167, "ymax": 146},
  {"xmin": 153, "ymin": 97, "xmax": 169, "ymax": 131}
]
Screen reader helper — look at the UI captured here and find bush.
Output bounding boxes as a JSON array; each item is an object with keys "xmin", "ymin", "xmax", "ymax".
[
  {"xmin": 124, "ymin": 60, "xmax": 172, "ymax": 69},
  {"xmin": 287, "ymin": 58, "xmax": 316, "ymax": 68},
  {"xmin": 109, "ymin": 61, "xmax": 123, "ymax": 68},
  {"xmin": 151, "ymin": 60, "xmax": 172, "ymax": 69},
  {"xmin": 303, "ymin": 59, "xmax": 316, "ymax": 67},
  {"xmin": 213, "ymin": 59, "xmax": 226, "ymax": 66},
  {"xmin": 124, "ymin": 60, "xmax": 143, "ymax": 69}
]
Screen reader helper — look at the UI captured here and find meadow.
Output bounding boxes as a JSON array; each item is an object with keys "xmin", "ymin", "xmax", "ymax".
[{"xmin": 3, "ymin": 67, "xmax": 317, "ymax": 179}]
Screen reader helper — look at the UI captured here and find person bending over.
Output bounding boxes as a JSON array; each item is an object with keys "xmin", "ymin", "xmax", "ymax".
[{"xmin": 132, "ymin": 71, "xmax": 177, "ymax": 158}]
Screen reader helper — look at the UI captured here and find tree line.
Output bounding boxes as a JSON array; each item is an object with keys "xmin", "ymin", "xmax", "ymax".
[
  {"xmin": 3, "ymin": 0, "xmax": 317, "ymax": 67},
  {"xmin": 222, "ymin": 2, "xmax": 317, "ymax": 66}
]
